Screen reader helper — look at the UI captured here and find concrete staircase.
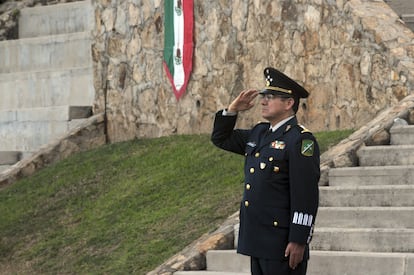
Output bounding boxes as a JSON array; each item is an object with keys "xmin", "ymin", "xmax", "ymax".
[
  {"xmin": 175, "ymin": 122, "xmax": 414, "ymax": 275},
  {"xmin": 385, "ymin": 0, "xmax": 414, "ymax": 31},
  {"xmin": 0, "ymin": 0, "xmax": 95, "ymax": 172}
]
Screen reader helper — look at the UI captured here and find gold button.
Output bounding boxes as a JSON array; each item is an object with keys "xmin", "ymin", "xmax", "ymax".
[
  {"xmin": 269, "ymin": 157, "xmax": 274, "ymax": 161},
  {"xmin": 255, "ymin": 152, "xmax": 260, "ymax": 157},
  {"xmin": 273, "ymin": 166, "xmax": 280, "ymax": 173},
  {"xmin": 246, "ymin": 184, "xmax": 251, "ymax": 190},
  {"xmin": 250, "ymin": 168, "xmax": 255, "ymax": 174},
  {"xmin": 273, "ymin": 221, "xmax": 278, "ymax": 227},
  {"xmin": 245, "ymin": 201, "xmax": 249, "ymax": 207}
]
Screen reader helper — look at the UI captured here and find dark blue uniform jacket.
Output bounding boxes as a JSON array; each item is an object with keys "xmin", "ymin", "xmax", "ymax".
[{"xmin": 211, "ymin": 110, "xmax": 320, "ymax": 260}]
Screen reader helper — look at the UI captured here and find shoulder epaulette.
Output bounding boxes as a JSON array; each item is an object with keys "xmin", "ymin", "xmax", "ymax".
[{"xmin": 297, "ymin": 124, "xmax": 312, "ymax": 134}]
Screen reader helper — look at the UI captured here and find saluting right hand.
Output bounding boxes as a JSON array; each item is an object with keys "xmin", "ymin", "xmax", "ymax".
[{"xmin": 227, "ymin": 89, "xmax": 259, "ymax": 113}]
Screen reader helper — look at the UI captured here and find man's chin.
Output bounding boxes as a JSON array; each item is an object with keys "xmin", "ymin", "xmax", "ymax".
[{"xmin": 261, "ymin": 114, "xmax": 270, "ymax": 121}]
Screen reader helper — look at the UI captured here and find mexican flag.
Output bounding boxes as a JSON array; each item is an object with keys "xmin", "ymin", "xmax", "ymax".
[{"xmin": 163, "ymin": 0, "xmax": 194, "ymax": 100}]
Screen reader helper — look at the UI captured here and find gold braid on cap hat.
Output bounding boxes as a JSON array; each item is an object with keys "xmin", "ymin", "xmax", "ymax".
[{"xmin": 266, "ymin": 80, "xmax": 292, "ymax": 94}]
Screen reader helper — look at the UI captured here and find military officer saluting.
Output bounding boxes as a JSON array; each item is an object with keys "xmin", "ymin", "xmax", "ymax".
[{"xmin": 211, "ymin": 67, "xmax": 320, "ymax": 275}]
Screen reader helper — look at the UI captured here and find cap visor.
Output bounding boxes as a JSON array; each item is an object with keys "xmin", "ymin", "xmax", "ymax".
[{"xmin": 259, "ymin": 89, "xmax": 292, "ymax": 97}]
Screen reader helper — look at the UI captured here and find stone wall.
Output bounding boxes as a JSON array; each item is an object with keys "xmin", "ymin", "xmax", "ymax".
[{"xmin": 92, "ymin": 0, "xmax": 414, "ymax": 143}]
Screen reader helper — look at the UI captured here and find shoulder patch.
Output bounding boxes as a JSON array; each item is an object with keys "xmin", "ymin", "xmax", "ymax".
[{"xmin": 301, "ymin": 139, "xmax": 315, "ymax": 156}]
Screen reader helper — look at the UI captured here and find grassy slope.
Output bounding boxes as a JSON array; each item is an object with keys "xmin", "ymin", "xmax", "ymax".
[{"xmin": 0, "ymin": 131, "xmax": 351, "ymax": 274}]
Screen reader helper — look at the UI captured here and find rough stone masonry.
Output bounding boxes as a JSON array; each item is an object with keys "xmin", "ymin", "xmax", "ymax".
[
  {"xmin": 1, "ymin": 0, "xmax": 414, "ymax": 143},
  {"xmin": 92, "ymin": 0, "xmax": 414, "ymax": 143}
]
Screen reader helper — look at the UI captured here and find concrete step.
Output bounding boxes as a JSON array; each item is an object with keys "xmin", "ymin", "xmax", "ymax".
[
  {"xmin": 0, "ymin": 117, "xmax": 89, "ymax": 151},
  {"xmin": 308, "ymin": 250, "xmax": 414, "ymax": 275},
  {"xmin": 328, "ymin": 165, "xmax": 414, "ymax": 186},
  {"xmin": 0, "ymin": 151, "xmax": 21, "ymax": 165},
  {"xmin": 0, "ymin": 32, "xmax": 92, "ymax": 73},
  {"xmin": 206, "ymin": 250, "xmax": 250, "ymax": 273},
  {"xmin": 390, "ymin": 125, "xmax": 414, "ymax": 145},
  {"xmin": 319, "ymin": 185, "xmax": 414, "ymax": 207},
  {"xmin": 401, "ymin": 14, "xmax": 414, "ymax": 31},
  {"xmin": 316, "ymin": 206, "xmax": 414, "ymax": 228},
  {"xmin": 0, "ymin": 66, "xmax": 94, "ymax": 110},
  {"xmin": 311, "ymin": 228, "xmax": 414, "ymax": 252},
  {"xmin": 174, "ymin": 250, "xmax": 250, "ymax": 275},
  {"xmin": 0, "ymin": 120, "xmax": 70, "ymax": 151},
  {"xmin": 19, "ymin": 0, "xmax": 93, "ymax": 38},
  {"xmin": 0, "ymin": 106, "xmax": 92, "ymax": 122},
  {"xmin": 357, "ymin": 145, "xmax": 414, "ymax": 166},
  {"xmin": 384, "ymin": 0, "xmax": 414, "ymax": 16},
  {"xmin": 231, "ymin": 226, "xmax": 414, "ymax": 254},
  {"xmin": 175, "ymin": 250, "xmax": 414, "ymax": 275}
]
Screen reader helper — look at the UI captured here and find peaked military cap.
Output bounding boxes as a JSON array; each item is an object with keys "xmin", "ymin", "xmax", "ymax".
[{"xmin": 260, "ymin": 67, "xmax": 309, "ymax": 98}]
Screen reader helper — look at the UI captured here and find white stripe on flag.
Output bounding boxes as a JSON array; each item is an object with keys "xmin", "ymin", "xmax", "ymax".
[{"xmin": 173, "ymin": 1, "xmax": 185, "ymax": 90}]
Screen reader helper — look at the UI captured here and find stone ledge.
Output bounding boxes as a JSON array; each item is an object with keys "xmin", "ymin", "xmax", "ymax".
[
  {"xmin": 0, "ymin": 113, "xmax": 106, "ymax": 189},
  {"xmin": 319, "ymin": 94, "xmax": 414, "ymax": 186},
  {"xmin": 147, "ymin": 212, "xmax": 238, "ymax": 275}
]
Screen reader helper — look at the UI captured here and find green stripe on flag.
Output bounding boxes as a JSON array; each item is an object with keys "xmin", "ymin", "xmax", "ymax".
[{"xmin": 164, "ymin": 0, "xmax": 175, "ymax": 77}]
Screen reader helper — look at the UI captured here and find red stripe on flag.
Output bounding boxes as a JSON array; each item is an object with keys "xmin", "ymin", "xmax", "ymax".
[{"xmin": 175, "ymin": 0, "xmax": 193, "ymax": 100}]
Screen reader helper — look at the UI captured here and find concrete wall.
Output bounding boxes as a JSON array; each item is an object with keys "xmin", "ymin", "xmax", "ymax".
[{"xmin": 92, "ymin": 0, "xmax": 414, "ymax": 143}]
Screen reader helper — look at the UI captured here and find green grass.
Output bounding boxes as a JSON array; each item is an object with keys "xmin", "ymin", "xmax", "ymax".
[{"xmin": 0, "ymin": 130, "xmax": 352, "ymax": 274}]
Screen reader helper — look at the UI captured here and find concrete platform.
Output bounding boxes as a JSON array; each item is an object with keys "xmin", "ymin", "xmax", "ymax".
[
  {"xmin": 311, "ymin": 228, "xmax": 414, "ymax": 252},
  {"xmin": 0, "ymin": 118, "xmax": 88, "ymax": 151},
  {"xmin": 390, "ymin": 125, "xmax": 414, "ymax": 145},
  {"xmin": 319, "ymin": 185, "xmax": 414, "ymax": 207},
  {"xmin": 206, "ymin": 250, "xmax": 250, "ymax": 273},
  {"xmin": 0, "ymin": 66, "xmax": 94, "ymax": 109},
  {"xmin": 316, "ymin": 206, "xmax": 414, "ymax": 228},
  {"xmin": 19, "ymin": 0, "xmax": 93, "ymax": 38},
  {"xmin": 329, "ymin": 165, "xmax": 414, "ymax": 186},
  {"xmin": 0, "ymin": 106, "xmax": 92, "ymax": 122},
  {"xmin": 401, "ymin": 14, "xmax": 414, "ymax": 30},
  {"xmin": 0, "ymin": 0, "xmax": 95, "ymax": 167},
  {"xmin": 175, "ymin": 250, "xmax": 414, "ymax": 275},
  {"xmin": 0, "ymin": 32, "xmax": 92, "ymax": 73},
  {"xmin": 357, "ymin": 145, "xmax": 414, "ymax": 166},
  {"xmin": 308, "ymin": 251, "xmax": 414, "ymax": 275},
  {"xmin": 385, "ymin": 0, "xmax": 414, "ymax": 16}
]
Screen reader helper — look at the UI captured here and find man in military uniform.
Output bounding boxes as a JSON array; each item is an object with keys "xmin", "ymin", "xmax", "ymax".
[{"xmin": 211, "ymin": 67, "xmax": 320, "ymax": 275}]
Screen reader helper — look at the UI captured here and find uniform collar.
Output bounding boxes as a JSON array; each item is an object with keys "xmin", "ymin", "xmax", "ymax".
[{"xmin": 269, "ymin": 115, "xmax": 295, "ymax": 132}]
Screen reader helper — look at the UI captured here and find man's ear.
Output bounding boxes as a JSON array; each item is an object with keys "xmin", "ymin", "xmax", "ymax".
[{"xmin": 286, "ymin": 97, "xmax": 295, "ymax": 110}]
